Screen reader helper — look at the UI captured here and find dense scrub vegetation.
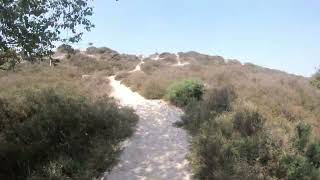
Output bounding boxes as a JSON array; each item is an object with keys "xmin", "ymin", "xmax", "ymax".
[
  {"xmin": 0, "ymin": 89, "xmax": 138, "ymax": 180},
  {"xmin": 0, "ymin": 47, "xmax": 140, "ymax": 179},
  {"xmin": 121, "ymin": 51, "xmax": 320, "ymax": 179},
  {"xmin": 179, "ymin": 86, "xmax": 320, "ymax": 179},
  {"xmin": 311, "ymin": 69, "xmax": 320, "ymax": 89},
  {"xmin": 122, "ymin": 52, "xmax": 320, "ymax": 132}
]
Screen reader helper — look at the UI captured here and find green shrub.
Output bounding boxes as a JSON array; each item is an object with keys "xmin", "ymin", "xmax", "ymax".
[
  {"xmin": 0, "ymin": 88, "xmax": 138, "ymax": 180},
  {"xmin": 187, "ymin": 102, "xmax": 320, "ymax": 180},
  {"xmin": 233, "ymin": 107, "xmax": 266, "ymax": 136},
  {"xmin": 306, "ymin": 142, "xmax": 320, "ymax": 168},
  {"xmin": 180, "ymin": 86, "xmax": 236, "ymax": 134},
  {"xmin": 295, "ymin": 121, "xmax": 312, "ymax": 152},
  {"xmin": 178, "ymin": 99, "xmax": 204, "ymax": 133},
  {"xmin": 166, "ymin": 79, "xmax": 205, "ymax": 107},
  {"xmin": 190, "ymin": 109, "xmax": 277, "ymax": 180},
  {"xmin": 311, "ymin": 70, "xmax": 320, "ymax": 89},
  {"xmin": 278, "ymin": 154, "xmax": 320, "ymax": 180},
  {"xmin": 204, "ymin": 86, "xmax": 237, "ymax": 113},
  {"xmin": 191, "ymin": 118, "xmax": 237, "ymax": 180}
]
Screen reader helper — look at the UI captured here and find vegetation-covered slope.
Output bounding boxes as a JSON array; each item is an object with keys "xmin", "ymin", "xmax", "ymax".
[
  {"xmin": 1, "ymin": 46, "xmax": 319, "ymax": 179},
  {"xmin": 121, "ymin": 52, "xmax": 320, "ymax": 133},
  {"xmin": 0, "ymin": 47, "xmax": 140, "ymax": 180},
  {"xmin": 120, "ymin": 51, "xmax": 320, "ymax": 179}
]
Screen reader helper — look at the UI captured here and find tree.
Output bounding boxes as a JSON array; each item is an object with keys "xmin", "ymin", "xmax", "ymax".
[
  {"xmin": 0, "ymin": 49, "xmax": 18, "ymax": 71},
  {"xmin": 0, "ymin": 0, "xmax": 94, "ymax": 65}
]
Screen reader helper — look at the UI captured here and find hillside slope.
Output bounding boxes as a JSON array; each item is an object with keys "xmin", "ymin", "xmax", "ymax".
[
  {"xmin": 116, "ymin": 50, "xmax": 320, "ymax": 179},
  {"xmin": 1, "ymin": 46, "xmax": 319, "ymax": 179},
  {"xmin": 120, "ymin": 51, "xmax": 320, "ymax": 136}
]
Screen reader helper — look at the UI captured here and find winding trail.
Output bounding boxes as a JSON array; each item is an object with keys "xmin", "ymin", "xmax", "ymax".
[
  {"xmin": 129, "ymin": 57, "xmax": 144, "ymax": 73},
  {"xmin": 104, "ymin": 57, "xmax": 191, "ymax": 180},
  {"xmin": 173, "ymin": 53, "xmax": 190, "ymax": 67}
]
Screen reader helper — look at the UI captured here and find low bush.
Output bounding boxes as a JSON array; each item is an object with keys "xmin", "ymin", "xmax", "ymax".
[
  {"xmin": 180, "ymin": 84, "xmax": 320, "ymax": 179},
  {"xmin": 188, "ymin": 103, "xmax": 320, "ymax": 179},
  {"xmin": 68, "ymin": 54, "xmax": 113, "ymax": 74},
  {"xmin": 278, "ymin": 154, "xmax": 320, "ymax": 179},
  {"xmin": 205, "ymin": 86, "xmax": 236, "ymax": 113},
  {"xmin": 141, "ymin": 79, "xmax": 168, "ymax": 99},
  {"xmin": 311, "ymin": 69, "xmax": 320, "ymax": 89},
  {"xmin": 306, "ymin": 142, "xmax": 320, "ymax": 168},
  {"xmin": 0, "ymin": 88, "xmax": 138, "ymax": 180},
  {"xmin": 115, "ymin": 71, "xmax": 130, "ymax": 81},
  {"xmin": 166, "ymin": 79, "xmax": 205, "ymax": 107},
  {"xmin": 295, "ymin": 121, "xmax": 312, "ymax": 152},
  {"xmin": 233, "ymin": 107, "xmax": 266, "ymax": 136},
  {"xmin": 190, "ymin": 107, "xmax": 279, "ymax": 180},
  {"xmin": 180, "ymin": 86, "xmax": 236, "ymax": 134},
  {"xmin": 275, "ymin": 123, "xmax": 320, "ymax": 179},
  {"xmin": 140, "ymin": 61, "xmax": 165, "ymax": 74}
]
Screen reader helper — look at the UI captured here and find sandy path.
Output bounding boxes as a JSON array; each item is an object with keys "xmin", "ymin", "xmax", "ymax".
[
  {"xmin": 103, "ymin": 73, "xmax": 191, "ymax": 179},
  {"xmin": 129, "ymin": 58, "xmax": 144, "ymax": 73},
  {"xmin": 173, "ymin": 53, "xmax": 190, "ymax": 67}
]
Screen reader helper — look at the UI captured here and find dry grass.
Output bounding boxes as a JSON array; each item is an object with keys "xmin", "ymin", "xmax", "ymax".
[
  {"xmin": 0, "ymin": 50, "xmax": 140, "ymax": 100},
  {"xmin": 0, "ymin": 62, "xmax": 109, "ymax": 101},
  {"xmin": 122, "ymin": 53, "xmax": 320, "ymax": 138},
  {"xmin": 117, "ymin": 51, "xmax": 320, "ymax": 179}
]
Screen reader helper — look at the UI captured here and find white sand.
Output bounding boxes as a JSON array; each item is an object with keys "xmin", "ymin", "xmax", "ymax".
[
  {"xmin": 129, "ymin": 58, "xmax": 144, "ymax": 73},
  {"xmin": 104, "ymin": 63, "xmax": 191, "ymax": 179},
  {"xmin": 151, "ymin": 54, "xmax": 160, "ymax": 61},
  {"xmin": 173, "ymin": 53, "xmax": 190, "ymax": 67}
]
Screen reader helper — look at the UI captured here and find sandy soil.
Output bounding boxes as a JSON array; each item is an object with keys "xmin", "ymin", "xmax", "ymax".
[
  {"xmin": 103, "ymin": 63, "xmax": 191, "ymax": 179},
  {"xmin": 173, "ymin": 53, "xmax": 190, "ymax": 67}
]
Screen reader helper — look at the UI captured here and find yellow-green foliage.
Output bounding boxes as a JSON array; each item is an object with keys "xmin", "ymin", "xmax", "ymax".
[{"xmin": 165, "ymin": 79, "xmax": 205, "ymax": 107}]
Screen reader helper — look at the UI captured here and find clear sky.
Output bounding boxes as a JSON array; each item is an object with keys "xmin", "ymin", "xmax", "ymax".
[{"xmin": 74, "ymin": 0, "xmax": 320, "ymax": 77}]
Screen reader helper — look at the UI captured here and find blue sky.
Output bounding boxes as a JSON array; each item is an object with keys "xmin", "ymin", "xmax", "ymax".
[{"xmin": 74, "ymin": 0, "xmax": 320, "ymax": 77}]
